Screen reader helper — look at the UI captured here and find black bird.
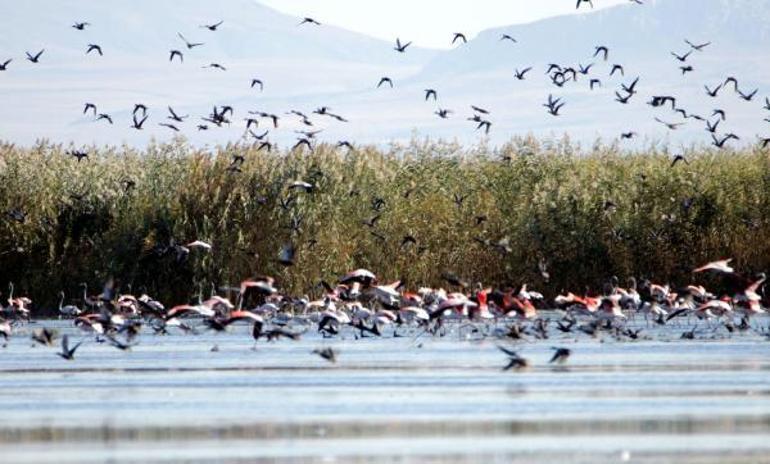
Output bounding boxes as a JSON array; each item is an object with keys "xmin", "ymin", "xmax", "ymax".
[
  {"xmin": 169, "ymin": 50, "xmax": 183, "ymax": 62},
  {"xmin": 83, "ymin": 102, "xmax": 97, "ymax": 116},
  {"xmin": 763, "ymin": 97, "xmax": 770, "ymax": 111},
  {"xmin": 96, "ymin": 113, "xmax": 113, "ymax": 124},
  {"xmin": 167, "ymin": 107, "xmax": 188, "ymax": 122},
  {"xmin": 177, "ymin": 33, "xmax": 204, "ymax": 49},
  {"xmin": 712, "ymin": 109, "xmax": 726, "ymax": 121},
  {"xmin": 724, "ymin": 77, "xmax": 739, "ymax": 91},
  {"xmin": 133, "ymin": 103, "xmax": 148, "ymax": 115},
  {"xmin": 705, "ymin": 119, "xmax": 720, "ymax": 133},
  {"xmin": 500, "ymin": 34, "xmax": 517, "ymax": 43},
  {"xmin": 424, "ymin": 89, "xmax": 438, "ymax": 101},
  {"xmin": 621, "ymin": 77, "xmax": 640, "ymax": 95},
  {"xmin": 452, "ymin": 33, "xmax": 467, "ymax": 45},
  {"xmin": 72, "ymin": 22, "xmax": 90, "ymax": 30},
  {"xmin": 759, "ymin": 137, "xmax": 770, "ymax": 149},
  {"xmin": 299, "ymin": 17, "xmax": 321, "ymax": 26},
  {"xmin": 610, "ymin": 64, "xmax": 624, "ymax": 76},
  {"xmin": 377, "ymin": 77, "xmax": 393, "ymax": 88},
  {"xmin": 435, "ymin": 108, "xmax": 452, "ymax": 119},
  {"xmin": 594, "ymin": 45, "xmax": 609, "ymax": 61},
  {"xmin": 86, "ymin": 44, "xmax": 103, "ymax": 56},
  {"xmin": 621, "ymin": 131, "xmax": 637, "ymax": 139},
  {"xmin": 712, "ymin": 133, "xmax": 738, "ymax": 148},
  {"xmin": 737, "ymin": 88, "xmax": 758, "ymax": 101},
  {"xmin": 394, "ymin": 38, "xmax": 412, "ymax": 53},
  {"xmin": 615, "ymin": 91, "xmax": 632, "ymax": 104},
  {"xmin": 498, "ymin": 346, "xmax": 530, "ymax": 371},
  {"xmin": 251, "ymin": 79, "xmax": 264, "ymax": 91},
  {"xmin": 0, "ymin": 59, "xmax": 11, "ymax": 71},
  {"xmin": 57, "ymin": 335, "xmax": 82, "ymax": 361},
  {"xmin": 514, "ymin": 67, "xmax": 532, "ymax": 80},
  {"xmin": 67, "ymin": 150, "xmax": 89, "ymax": 162},
  {"xmin": 477, "ymin": 120, "xmax": 492, "ymax": 134},
  {"xmin": 671, "ymin": 50, "xmax": 692, "ymax": 62},
  {"xmin": 705, "ymin": 83, "xmax": 722, "ymax": 97},
  {"xmin": 26, "ymin": 49, "xmax": 44, "ymax": 63},
  {"xmin": 685, "ymin": 39, "xmax": 711, "ymax": 51},
  {"xmin": 680, "ymin": 65, "xmax": 694, "ymax": 75},
  {"xmin": 31, "ymin": 328, "xmax": 57, "ymax": 346},
  {"xmin": 159, "ymin": 123, "xmax": 180, "ymax": 132},
  {"xmin": 576, "ymin": 0, "xmax": 594, "ymax": 9},
  {"xmin": 471, "ymin": 105, "xmax": 489, "ymax": 115},
  {"xmin": 201, "ymin": 20, "xmax": 223, "ymax": 31},
  {"xmin": 671, "ymin": 154, "xmax": 689, "ymax": 167},
  {"xmin": 578, "ymin": 63, "xmax": 594, "ymax": 75},
  {"xmin": 313, "ymin": 347, "xmax": 337, "ymax": 363},
  {"xmin": 549, "ymin": 347, "xmax": 571, "ymax": 364},
  {"xmin": 590, "ymin": 79, "xmax": 602, "ymax": 90},
  {"xmin": 654, "ymin": 117, "xmax": 685, "ymax": 130},
  {"xmin": 203, "ymin": 63, "xmax": 226, "ymax": 71}
]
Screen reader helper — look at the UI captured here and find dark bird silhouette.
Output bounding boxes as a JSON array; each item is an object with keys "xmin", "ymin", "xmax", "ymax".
[
  {"xmin": 477, "ymin": 120, "xmax": 492, "ymax": 134},
  {"xmin": 498, "ymin": 346, "xmax": 530, "ymax": 371},
  {"xmin": 621, "ymin": 77, "xmax": 640, "ymax": 95},
  {"xmin": 610, "ymin": 64, "xmax": 624, "ymax": 76},
  {"xmin": 712, "ymin": 109, "xmax": 726, "ymax": 121},
  {"xmin": 167, "ymin": 107, "xmax": 188, "ymax": 122},
  {"xmin": 671, "ymin": 50, "xmax": 692, "ymax": 62},
  {"xmin": 86, "ymin": 44, "xmax": 103, "ymax": 56},
  {"xmin": 680, "ymin": 65, "xmax": 694, "ymax": 75},
  {"xmin": 169, "ymin": 50, "xmax": 183, "ymax": 62},
  {"xmin": 96, "ymin": 113, "xmax": 113, "ymax": 124},
  {"xmin": 83, "ymin": 103, "xmax": 97, "ymax": 116},
  {"xmin": 133, "ymin": 103, "xmax": 148, "ymax": 115},
  {"xmin": 590, "ymin": 79, "xmax": 602, "ymax": 90},
  {"xmin": 377, "ymin": 77, "xmax": 393, "ymax": 88},
  {"xmin": 313, "ymin": 347, "xmax": 337, "ymax": 363},
  {"xmin": 177, "ymin": 33, "xmax": 204, "ymax": 49},
  {"xmin": 705, "ymin": 119, "xmax": 720, "ymax": 133},
  {"xmin": 549, "ymin": 347, "xmax": 571, "ymax": 364},
  {"xmin": 251, "ymin": 79, "xmax": 264, "ymax": 91},
  {"xmin": 654, "ymin": 117, "xmax": 685, "ymax": 130},
  {"xmin": 72, "ymin": 22, "xmax": 90, "ymax": 30},
  {"xmin": 203, "ymin": 63, "xmax": 226, "ymax": 71},
  {"xmin": 685, "ymin": 39, "xmax": 711, "ymax": 51},
  {"xmin": 593, "ymin": 45, "xmax": 609, "ymax": 61},
  {"xmin": 712, "ymin": 133, "xmax": 739, "ymax": 148},
  {"xmin": 26, "ymin": 49, "xmax": 44, "ymax": 63},
  {"xmin": 515, "ymin": 67, "xmax": 532, "ymax": 80},
  {"xmin": 394, "ymin": 38, "xmax": 412, "ymax": 53},
  {"xmin": 577, "ymin": 0, "xmax": 594, "ymax": 9},
  {"xmin": 724, "ymin": 77, "xmax": 739, "ymax": 91},
  {"xmin": 57, "ymin": 335, "xmax": 82, "ymax": 360},
  {"xmin": 424, "ymin": 89, "xmax": 438, "ymax": 101},
  {"xmin": 737, "ymin": 88, "xmax": 758, "ymax": 101},
  {"xmin": 705, "ymin": 83, "xmax": 722, "ymax": 97},
  {"xmin": 621, "ymin": 131, "xmax": 637, "ymax": 139},
  {"xmin": 67, "ymin": 150, "xmax": 89, "ymax": 162},
  {"xmin": 670, "ymin": 154, "xmax": 689, "ymax": 167},
  {"xmin": 201, "ymin": 20, "xmax": 224, "ymax": 31},
  {"xmin": 299, "ymin": 17, "xmax": 321, "ymax": 26},
  {"xmin": 0, "ymin": 59, "xmax": 11, "ymax": 71},
  {"xmin": 500, "ymin": 34, "xmax": 517, "ymax": 43},
  {"xmin": 452, "ymin": 32, "xmax": 467, "ymax": 45},
  {"xmin": 763, "ymin": 97, "xmax": 770, "ymax": 111},
  {"xmin": 159, "ymin": 122, "xmax": 180, "ymax": 132},
  {"xmin": 435, "ymin": 108, "xmax": 452, "ymax": 119}
]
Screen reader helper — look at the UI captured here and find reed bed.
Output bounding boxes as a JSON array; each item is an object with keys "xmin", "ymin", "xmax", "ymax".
[{"xmin": 1, "ymin": 137, "xmax": 768, "ymax": 314}]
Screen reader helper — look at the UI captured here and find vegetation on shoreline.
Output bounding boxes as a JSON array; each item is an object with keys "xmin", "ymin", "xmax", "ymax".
[{"xmin": 1, "ymin": 137, "xmax": 769, "ymax": 314}]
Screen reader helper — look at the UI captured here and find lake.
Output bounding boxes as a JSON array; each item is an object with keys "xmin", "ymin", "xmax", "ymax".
[{"xmin": 1, "ymin": 316, "xmax": 769, "ymax": 463}]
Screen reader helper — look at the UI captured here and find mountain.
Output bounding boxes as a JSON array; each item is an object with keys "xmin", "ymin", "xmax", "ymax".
[{"xmin": 0, "ymin": 0, "xmax": 768, "ymax": 148}]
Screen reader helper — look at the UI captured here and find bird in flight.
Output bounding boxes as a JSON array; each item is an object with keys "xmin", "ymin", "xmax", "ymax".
[
  {"xmin": 394, "ymin": 38, "xmax": 412, "ymax": 53},
  {"xmin": 514, "ymin": 67, "xmax": 532, "ymax": 80},
  {"xmin": 167, "ymin": 107, "xmax": 188, "ymax": 122},
  {"xmin": 201, "ymin": 20, "xmax": 223, "ymax": 31},
  {"xmin": 177, "ymin": 33, "xmax": 204, "ymax": 49},
  {"xmin": 203, "ymin": 63, "xmax": 227, "ymax": 71},
  {"xmin": 251, "ymin": 79, "xmax": 264, "ymax": 92},
  {"xmin": 299, "ymin": 17, "xmax": 321, "ymax": 26},
  {"xmin": 169, "ymin": 50, "xmax": 183, "ymax": 62},
  {"xmin": 576, "ymin": 0, "xmax": 594, "ymax": 8},
  {"xmin": 685, "ymin": 39, "xmax": 711, "ymax": 51},
  {"xmin": 72, "ymin": 22, "xmax": 90, "ymax": 30},
  {"xmin": 500, "ymin": 34, "xmax": 517, "ymax": 43},
  {"xmin": 57, "ymin": 335, "xmax": 82, "ymax": 361},
  {"xmin": 26, "ymin": 49, "xmax": 44, "ymax": 63},
  {"xmin": 377, "ymin": 77, "xmax": 393, "ymax": 88},
  {"xmin": 131, "ymin": 113, "xmax": 149, "ymax": 130},
  {"xmin": 0, "ymin": 59, "xmax": 10, "ymax": 71},
  {"xmin": 654, "ymin": 117, "xmax": 685, "ymax": 130},
  {"xmin": 594, "ymin": 45, "xmax": 609, "ymax": 61},
  {"xmin": 452, "ymin": 33, "xmax": 467, "ymax": 45},
  {"xmin": 86, "ymin": 44, "xmax": 103, "ymax": 56},
  {"xmin": 424, "ymin": 89, "xmax": 438, "ymax": 101},
  {"xmin": 83, "ymin": 103, "xmax": 97, "ymax": 116},
  {"xmin": 671, "ymin": 50, "xmax": 692, "ymax": 62}
]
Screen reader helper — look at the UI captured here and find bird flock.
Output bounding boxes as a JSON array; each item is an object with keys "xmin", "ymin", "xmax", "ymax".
[
  {"xmin": 0, "ymin": 0, "xmax": 768, "ymax": 155},
  {"xmin": 1, "ymin": 257, "xmax": 769, "ymax": 368}
]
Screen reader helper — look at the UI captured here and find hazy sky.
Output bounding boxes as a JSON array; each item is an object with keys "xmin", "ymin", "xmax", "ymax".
[{"xmin": 258, "ymin": 0, "xmax": 628, "ymax": 48}]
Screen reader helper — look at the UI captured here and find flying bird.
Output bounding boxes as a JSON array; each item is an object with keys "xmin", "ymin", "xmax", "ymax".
[
  {"xmin": 57, "ymin": 335, "xmax": 82, "ymax": 361},
  {"xmin": 394, "ymin": 38, "xmax": 412, "ymax": 53},
  {"xmin": 86, "ymin": 44, "xmax": 103, "ymax": 56},
  {"xmin": 0, "ymin": 59, "xmax": 10, "ymax": 71},
  {"xmin": 177, "ymin": 33, "xmax": 204, "ymax": 49},
  {"xmin": 169, "ymin": 50, "xmax": 183, "ymax": 62},
  {"xmin": 576, "ymin": 0, "xmax": 594, "ymax": 9},
  {"xmin": 500, "ymin": 34, "xmax": 517, "ymax": 43},
  {"xmin": 377, "ymin": 77, "xmax": 393, "ymax": 88},
  {"xmin": 26, "ymin": 49, "xmax": 44, "ymax": 63},
  {"xmin": 299, "ymin": 17, "xmax": 321, "ymax": 26},
  {"xmin": 251, "ymin": 79, "xmax": 264, "ymax": 91},
  {"xmin": 72, "ymin": 22, "xmax": 90, "ymax": 30},
  {"xmin": 424, "ymin": 89, "xmax": 438, "ymax": 101},
  {"xmin": 201, "ymin": 20, "xmax": 224, "ymax": 31},
  {"xmin": 452, "ymin": 33, "xmax": 467, "ymax": 45}
]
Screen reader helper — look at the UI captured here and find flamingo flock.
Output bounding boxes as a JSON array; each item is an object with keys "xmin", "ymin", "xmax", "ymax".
[{"xmin": 1, "ymin": 257, "xmax": 768, "ymax": 367}]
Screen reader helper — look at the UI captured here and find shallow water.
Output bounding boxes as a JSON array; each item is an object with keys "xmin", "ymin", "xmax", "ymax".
[{"xmin": 1, "ymin": 316, "xmax": 769, "ymax": 463}]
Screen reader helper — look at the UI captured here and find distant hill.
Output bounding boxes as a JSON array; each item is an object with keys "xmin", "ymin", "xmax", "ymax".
[{"xmin": 0, "ymin": 0, "xmax": 768, "ymax": 148}]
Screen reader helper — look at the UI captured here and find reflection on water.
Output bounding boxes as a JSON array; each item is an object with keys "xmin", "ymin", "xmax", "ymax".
[{"xmin": 0, "ymin": 318, "xmax": 769, "ymax": 463}]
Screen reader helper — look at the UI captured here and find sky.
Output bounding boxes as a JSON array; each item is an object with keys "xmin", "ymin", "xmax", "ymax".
[{"xmin": 257, "ymin": 0, "xmax": 628, "ymax": 49}]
